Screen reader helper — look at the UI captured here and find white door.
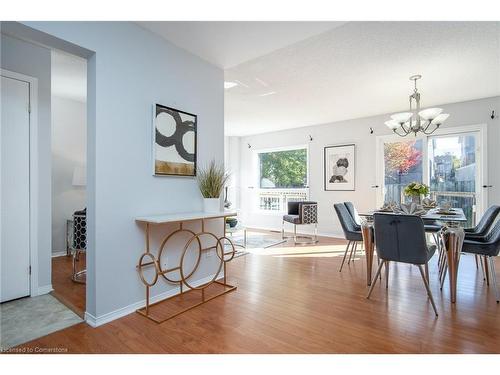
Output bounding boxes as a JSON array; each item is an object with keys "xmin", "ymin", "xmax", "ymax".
[{"xmin": 1, "ymin": 75, "xmax": 31, "ymax": 302}]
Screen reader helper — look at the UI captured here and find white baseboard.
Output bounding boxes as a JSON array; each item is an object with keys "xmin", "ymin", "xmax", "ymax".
[
  {"xmin": 34, "ymin": 284, "xmax": 53, "ymax": 296},
  {"xmin": 52, "ymin": 251, "xmax": 68, "ymax": 258},
  {"xmin": 84, "ymin": 273, "xmax": 225, "ymax": 328}
]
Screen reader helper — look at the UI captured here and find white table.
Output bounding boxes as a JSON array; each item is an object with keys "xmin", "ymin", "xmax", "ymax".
[{"xmin": 135, "ymin": 210, "xmax": 237, "ymax": 323}]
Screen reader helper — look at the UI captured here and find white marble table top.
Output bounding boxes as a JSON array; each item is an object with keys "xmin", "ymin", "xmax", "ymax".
[{"xmin": 136, "ymin": 211, "xmax": 237, "ymax": 224}]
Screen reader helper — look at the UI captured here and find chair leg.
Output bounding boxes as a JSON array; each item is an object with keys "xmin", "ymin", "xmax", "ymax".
[
  {"xmin": 484, "ymin": 256, "xmax": 490, "ymax": 286},
  {"xmin": 418, "ymin": 264, "xmax": 438, "ymax": 317},
  {"xmin": 438, "ymin": 249, "xmax": 446, "ymax": 275},
  {"xmin": 367, "ymin": 260, "xmax": 385, "ymax": 299},
  {"xmin": 385, "ymin": 261, "xmax": 389, "ymax": 289},
  {"xmin": 72, "ymin": 249, "xmax": 86, "ymax": 284},
  {"xmin": 72, "ymin": 249, "xmax": 77, "ymax": 278},
  {"xmin": 339, "ymin": 241, "xmax": 351, "ymax": 272},
  {"xmin": 281, "ymin": 220, "xmax": 285, "ymax": 240},
  {"xmin": 350, "ymin": 242, "xmax": 358, "ymax": 263},
  {"xmin": 488, "ymin": 256, "xmax": 499, "ymax": 303},
  {"xmin": 293, "ymin": 224, "xmax": 297, "ymax": 244},
  {"xmin": 347, "ymin": 241, "xmax": 355, "ymax": 264},
  {"xmin": 475, "ymin": 254, "xmax": 479, "ymax": 269},
  {"xmin": 425, "ymin": 263, "xmax": 430, "ymax": 286},
  {"xmin": 479, "ymin": 255, "xmax": 486, "ymax": 280},
  {"xmin": 440, "ymin": 262, "xmax": 447, "ymax": 290}
]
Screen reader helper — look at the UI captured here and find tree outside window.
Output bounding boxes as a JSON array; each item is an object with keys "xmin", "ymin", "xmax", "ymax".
[
  {"xmin": 383, "ymin": 140, "xmax": 423, "ymax": 203},
  {"xmin": 259, "ymin": 149, "xmax": 307, "ymax": 189}
]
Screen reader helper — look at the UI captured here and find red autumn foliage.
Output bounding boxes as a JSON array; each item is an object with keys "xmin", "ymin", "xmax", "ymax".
[{"xmin": 384, "ymin": 141, "xmax": 422, "ymax": 175}]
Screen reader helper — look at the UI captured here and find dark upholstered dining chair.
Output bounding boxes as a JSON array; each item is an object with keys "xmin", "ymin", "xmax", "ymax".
[
  {"xmin": 465, "ymin": 205, "xmax": 500, "ymax": 240},
  {"xmin": 344, "ymin": 201, "xmax": 362, "ymax": 231},
  {"xmin": 440, "ymin": 205, "xmax": 500, "ymax": 287},
  {"xmin": 462, "ymin": 219, "xmax": 500, "ymax": 303},
  {"xmin": 367, "ymin": 213, "xmax": 438, "ymax": 316},
  {"xmin": 334, "ymin": 203, "xmax": 363, "ymax": 272},
  {"xmin": 282, "ymin": 201, "xmax": 318, "ymax": 244}
]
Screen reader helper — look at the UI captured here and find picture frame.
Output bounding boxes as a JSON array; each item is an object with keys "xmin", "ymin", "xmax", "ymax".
[
  {"xmin": 152, "ymin": 103, "xmax": 197, "ymax": 177},
  {"xmin": 324, "ymin": 144, "xmax": 355, "ymax": 191}
]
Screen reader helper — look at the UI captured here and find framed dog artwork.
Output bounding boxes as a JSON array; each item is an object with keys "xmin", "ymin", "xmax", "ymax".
[{"xmin": 324, "ymin": 144, "xmax": 355, "ymax": 191}]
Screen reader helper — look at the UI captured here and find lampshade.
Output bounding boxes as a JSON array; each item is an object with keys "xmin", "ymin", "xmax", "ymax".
[
  {"xmin": 390, "ymin": 112, "xmax": 413, "ymax": 124},
  {"xmin": 431, "ymin": 113, "xmax": 449, "ymax": 125},
  {"xmin": 418, "ymin": 107, "xmax": 442, "ymax": 121},
  {"xmin": 72, "ymin": 165, "xmax": 86, "ymax": 186},
  {"xmin": 385, "ymin": 120, "xmax": 399, "ymax": 130}
]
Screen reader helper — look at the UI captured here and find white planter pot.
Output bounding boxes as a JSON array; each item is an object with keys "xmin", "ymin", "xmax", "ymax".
[{"xmin": 203, "ymin": 198, "xmax": 220, "ymax": 213}]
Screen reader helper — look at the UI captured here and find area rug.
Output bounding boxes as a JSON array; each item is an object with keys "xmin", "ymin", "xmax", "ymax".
[
  {"xmin": 0, "ymin": 293, "xmax": 83, "ymax": 351},
  {"xmin": 228, "ymin": 231, "xmax": 286, "ymax": 257}
]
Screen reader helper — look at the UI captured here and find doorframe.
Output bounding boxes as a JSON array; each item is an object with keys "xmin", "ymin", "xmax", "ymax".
[
  {"xmin": 1, "ymin": 68, "xmax": 40, "ymax": 297},
  {"xmin": 375, "ymin": 123, "xmax": 488, "ymax": 217}
]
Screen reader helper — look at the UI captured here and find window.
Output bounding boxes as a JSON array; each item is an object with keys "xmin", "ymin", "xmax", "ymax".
[
  {"xmin": 383, "ymin": 139, "xmax": 424, "ymax": 205},
  {"xmin": 259, "ymin": 148, "xmax": 308, "ymax": 189},
  {"xmin": 378, "ymin": 126, "xmax": 486, "ymax": 228},
  {"xmin": 256, "ymin": 147, "xmax": 309, "ymax": 212}
]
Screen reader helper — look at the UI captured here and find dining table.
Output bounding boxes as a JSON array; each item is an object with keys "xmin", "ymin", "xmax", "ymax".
[{"xmin": 359, "ymin": 207, "xmax": 467, "ymax": 303}]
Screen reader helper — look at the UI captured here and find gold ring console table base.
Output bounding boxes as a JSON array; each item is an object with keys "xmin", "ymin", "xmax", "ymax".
[{"xmin": 135, "ymin": 211, "xmax": 237, "ymax": 324}]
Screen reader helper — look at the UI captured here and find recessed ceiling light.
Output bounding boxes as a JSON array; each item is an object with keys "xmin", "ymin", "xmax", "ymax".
[
  {"xmin": 258, "ymin": 91, "xmax": 276, "ymax": 97},
  {"xmin": 224, "ymin": 81, "xmax": 238, "ymax": 89}
]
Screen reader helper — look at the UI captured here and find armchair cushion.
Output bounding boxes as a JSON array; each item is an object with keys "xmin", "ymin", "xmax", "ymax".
[{"xmin": 283, "ymin": 214, "xmax": 301, "ymax": 224}]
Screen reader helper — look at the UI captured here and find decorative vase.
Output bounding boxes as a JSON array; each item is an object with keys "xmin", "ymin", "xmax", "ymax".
[
  {"xmin": 223, "ymin": 186, "xmax": 232, "ymax": 209},
  {"xmin": 410, "ymin": 195, "xmax": 422, "ymax": 205},
  {"xmin": 203, "ymin": 197, "xmax": 220, "ymax": 213}
]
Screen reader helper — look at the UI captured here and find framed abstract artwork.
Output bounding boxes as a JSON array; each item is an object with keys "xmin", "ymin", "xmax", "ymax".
[
  {"xmin": 324, "ymin": 144, "xmax": 355, "ymax": 191},
  {"xmin": 153, "ymin": 103, "xmax": 197, "ymax": 176}
]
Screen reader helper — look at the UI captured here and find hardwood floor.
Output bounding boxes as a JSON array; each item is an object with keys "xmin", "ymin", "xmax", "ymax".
[
  {"xmin": 21, "ymin": 232, "xmax": 500, "ymax": 353},
  {"xmin": 51, "ymin": 254, "xmax": 86, "ymax": 317}
]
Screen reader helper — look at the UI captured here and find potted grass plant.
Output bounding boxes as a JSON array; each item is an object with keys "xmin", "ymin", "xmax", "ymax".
[{"xmin": 197, "ymin": 160, "xmax": 230, "ymax": 213}]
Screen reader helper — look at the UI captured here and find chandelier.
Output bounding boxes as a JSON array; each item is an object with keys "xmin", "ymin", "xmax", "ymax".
[{"xmin": 385, "ymin": 75, "xmax": 449, "ymax": 137}]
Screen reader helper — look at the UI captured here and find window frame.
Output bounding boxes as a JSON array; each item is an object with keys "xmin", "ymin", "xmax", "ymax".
[
  {"xmin": 375, "ymin": 124, "xmax": 488, "ymax": 219},
  {"xmin": 252, "ymin": 144, "xmax": 310, "ymax": 214}
]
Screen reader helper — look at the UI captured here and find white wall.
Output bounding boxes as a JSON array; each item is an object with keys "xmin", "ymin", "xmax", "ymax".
[
  {"xmin": 224, "ymin": 136, "xmax": 241, "ymax": 210},
  {"xmin": 51, "ymin": 96, "xmax": 87, "ymax": 254},
  {"xmin": 237, "ymin": 96, "xmax": 500, "ymax": 237},
  {"xmin": 1, "ymin": 33, "xmax": 52, "ymax": 292},
  {"xmin": 9, "ymin": 21, "xmax": 225, "ymax": 322}
]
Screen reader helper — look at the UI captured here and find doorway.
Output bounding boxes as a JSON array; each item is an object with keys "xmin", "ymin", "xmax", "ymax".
[
  {"xmin": 376, "ymin": 124, "xmax": 488, "ymax": 227},
  {"xmin": 50, "ymin": 50, "xmax": 88, "ymax": 317}
]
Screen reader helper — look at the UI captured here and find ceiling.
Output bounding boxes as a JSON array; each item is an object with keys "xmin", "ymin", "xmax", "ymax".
[
  {"xmin": 50, "ymin": 22, "xmax": 500, "ymax": 136},
  {"xmin": 51, "ymin": 50, "xmax": 86, "ymax": 102},
  {"xmin": 137, "ymin": 21, "xmax": 345, "ymax": 69},
  {"xmin": 224, "ymin": 21, "xmax": 500, "ymax": 136}
]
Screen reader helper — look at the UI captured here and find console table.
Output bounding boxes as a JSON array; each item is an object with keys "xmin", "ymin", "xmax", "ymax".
[{"xmin": 135, "ymin": 211, "xmax": 237, "ymax": 323}]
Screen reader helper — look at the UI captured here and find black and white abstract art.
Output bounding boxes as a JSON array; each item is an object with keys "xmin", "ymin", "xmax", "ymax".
[
  {"xmin": 324, "ymin": 144, "xmax": 355, "ymax": 191},
  {"xmin": 153, "ymin": 104, "xmax": 197, "ymax": 176}
]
